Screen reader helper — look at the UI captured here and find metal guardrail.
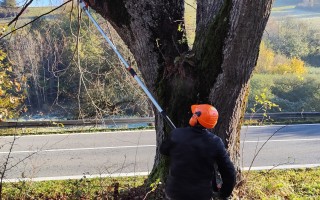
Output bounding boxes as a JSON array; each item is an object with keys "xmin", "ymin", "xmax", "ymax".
[
  {"xmin": 0, "ymin": 117, "xmax": 155, "ymax": 128},
  {"xmin": 0, "ymin": 112, "xmax": 319, "ymax": 128},
  {"xmin": 245, "ymin": 112, "xmax": 320, "ymax": 120}
]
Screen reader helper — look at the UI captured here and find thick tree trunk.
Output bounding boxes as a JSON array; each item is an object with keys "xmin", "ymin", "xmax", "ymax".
[{"xmin": 88, "ymin": 0, "xmax": 273, "ymax": 185}]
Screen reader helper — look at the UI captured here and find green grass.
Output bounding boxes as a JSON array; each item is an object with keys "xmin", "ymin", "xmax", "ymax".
[
  {"xmin": 243, "ymin": 118, "xmax": 320, "ymax": 126},
  {"xmin": 0, "ymin": 6, "xmax": 63, "ymax": 25},
  {"xmin": 2, "ymin": 176, "xmax": 147, "ymax": 199},
  {"xmin": 2, "ymin": 168, "xmax": 320, "ymax": 199},
  {"xmin": 241, "ymin": 168, "xmax": 320, "ymax": 199},
  {"xmin": 308, "ymin": 67, "xmax": 320, "ymax": 75},
  {"xmin": 23, "ymin": 7, "xmax": 60, "ymax": 18},
  {"xmin": 0, "ymin": 125, "xmax": 155, "ymax": 136}
]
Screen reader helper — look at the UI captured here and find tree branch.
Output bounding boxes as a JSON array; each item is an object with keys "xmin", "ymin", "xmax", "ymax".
[
  {"xmin": 8, "ymin": 0, "xmax": 34, "ymax": 26},
  {"xmin": 0, "ymin": 0, "xmax": 72, "ymax": 40}
]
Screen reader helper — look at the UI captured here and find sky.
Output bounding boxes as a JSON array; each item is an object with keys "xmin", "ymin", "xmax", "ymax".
[{"xmin": 17, "ymin": 0, "xmax": 63, "ymax": 7}]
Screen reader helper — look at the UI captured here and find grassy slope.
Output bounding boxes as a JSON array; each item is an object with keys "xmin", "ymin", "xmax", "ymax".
[
  {"xmin": 270, "ymin": 0, "xmax": 320, "ymax": 28},
  {"xmin": 0, "ymin": 6, "xmax": 61, "ymax": 24},
  {"xmin": 2, "ymin": 168, "xmax": 320, "ymax": 199}
]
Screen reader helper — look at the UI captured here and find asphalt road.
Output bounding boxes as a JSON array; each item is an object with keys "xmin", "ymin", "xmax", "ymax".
[{"xmin": 0, "ymin": 124, "xmax": 319, "ymax": 181}]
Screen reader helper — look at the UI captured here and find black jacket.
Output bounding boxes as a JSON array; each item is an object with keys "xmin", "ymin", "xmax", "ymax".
[{"xmin": 160, "ymin": 127, "xmax": 236, "ymax": 200}]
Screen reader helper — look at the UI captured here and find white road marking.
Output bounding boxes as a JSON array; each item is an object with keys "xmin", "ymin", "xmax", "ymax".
[
  {"xmin": 3, "ymin": 163, "xmax": 320, "ymax": 182},
  {"xmin": 242, "ymin": 163, "xmax": 320, "ymax": 171},
  {"xmin": 1, "ymin": 137, "xmax": 319, "ymax": 154},
  {"xmin": 242, "ymin": 138, "xmax": 320, "ymax": 143}
]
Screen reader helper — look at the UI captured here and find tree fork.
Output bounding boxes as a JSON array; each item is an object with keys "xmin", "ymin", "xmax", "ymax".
[{"xmin": 85, "ymin": 0, "xmax": 274, "ymax": 193}]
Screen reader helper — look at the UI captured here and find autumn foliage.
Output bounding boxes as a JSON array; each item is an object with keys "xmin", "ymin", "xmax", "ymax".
[
  {"xmin": 0, "ymin": 49, "xmax": 25, "ymax": 121},
  {"xmin": 256, "ymin": 41, "xmax": 307, "ymax": 75}
]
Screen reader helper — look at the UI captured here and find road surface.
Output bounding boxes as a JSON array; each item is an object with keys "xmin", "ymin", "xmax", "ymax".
[{"xmin": 0, "ymin": 124, "xmax": 319, "ymax": 181}]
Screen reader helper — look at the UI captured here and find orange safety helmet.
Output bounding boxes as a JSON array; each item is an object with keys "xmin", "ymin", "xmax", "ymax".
[{"xmin": 189, "ymin": 104, "xmax": 219, "ymax": 129}]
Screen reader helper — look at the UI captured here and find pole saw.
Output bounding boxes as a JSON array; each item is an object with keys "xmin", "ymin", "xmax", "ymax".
[{"xmin": 79, "ymin": 1, "xmax": 176, "ymax": 130}]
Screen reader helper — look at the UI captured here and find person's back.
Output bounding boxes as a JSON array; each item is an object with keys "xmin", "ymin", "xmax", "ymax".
[{"xmin": 160, "ymin": 104, "xmax": 236, "ymax": 200}]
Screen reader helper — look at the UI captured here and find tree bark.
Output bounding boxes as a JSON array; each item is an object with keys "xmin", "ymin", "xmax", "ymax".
[{"xmin": 87, "ymin": 0, "xmax": 274, "ymax": 185}]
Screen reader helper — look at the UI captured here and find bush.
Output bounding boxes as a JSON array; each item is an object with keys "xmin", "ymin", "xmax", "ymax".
[
  {"xmin": 248, "ymin": 72, "xmax": 320, "ymax": 112},
  {"xmin": 272, "ymin": 76, "xmax": 320, "ymax": 112}
]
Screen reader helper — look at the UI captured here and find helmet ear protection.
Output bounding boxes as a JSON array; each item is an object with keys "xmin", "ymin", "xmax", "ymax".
[
  {"xmin": 189, "ymin": 111, "xmax": 201, "ymax": 127},
  {"xmin": 189, "ymin": 104, "xmax": 219, "ymax": 128}
]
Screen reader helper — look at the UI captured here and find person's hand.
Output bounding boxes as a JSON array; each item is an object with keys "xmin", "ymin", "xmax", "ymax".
[{"xmin": 212, "ymin": 192, "xmax": 231, "ymax": 200}]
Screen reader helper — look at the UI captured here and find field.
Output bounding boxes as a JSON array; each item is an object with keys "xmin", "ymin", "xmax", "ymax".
[
  {"xmin": 183, "ymin": 0, "xmax": 320, "ymax": 47},
  {"xmin": 0, "ymin": 6, "xmax": 63, "ymax": 25},
  {"xmin": 270, "ymin": 1, "xmax": 320, "ymax": 30}
]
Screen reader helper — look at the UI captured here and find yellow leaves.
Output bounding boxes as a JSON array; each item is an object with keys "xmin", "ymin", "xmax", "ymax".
[
  {"xmin": 274, "ymin": 63, "xmax": 291, "ymax": 74},
  {"xmin": 52, "ymin": 121, "xmax": 65, "ymax": 128},
  {"xmin": 21, "ymin": 75, "xmax": 27, "ymax": 82},
  {"xmin": 0, "ymin": 49, "xmax": 6, "ymax": 62},
  {"xmin": 0, "ymin": 86, "xmax": 4, "ymax": 96},
  {"xmin": 7, "ymin": 66, "xmax": 13, "ymax": 72},
  {"xmin": 0, "ymin": 24, "xmax": 7, "ymax": 37},
  {"xmin": 256, "ymin": 41, "xmax": 307, "ymax": 76},
  {"xmin": 290, "ymin": 57, "xmax": 307, "ymax": 75},
  {"xmin": 9, "ymin": 96, "xmax": 16, "ymax": 104},
  {"xmin": 0, "ymin": 109, "xmax": 8, "ymax": 122},
  {"xmin": 273, "ymin": 57, "xmax": 307, "ymax": 75},
  {"xmin": 0, "ymin": 49, "xmax": 25, "ymax": 121},
  {"xmin": 177, "ymin": 23, "xmax": 183, "ymax": 32},
  {"xmin": 251, "ymin": 88, "xmax": 281, "ymax": 114},
  {"xmin": 14, "ymin": 81, "xmax": 21, "ymax": 92},
  {"xmin": 256, "ymin": 41, "xmax": 275, "ymax": 73}
]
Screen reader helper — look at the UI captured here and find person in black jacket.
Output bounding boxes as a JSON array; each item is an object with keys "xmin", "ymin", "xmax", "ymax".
[{"xmin": 160, "ymin": 104, "xmax": 236, "ymax": 200}]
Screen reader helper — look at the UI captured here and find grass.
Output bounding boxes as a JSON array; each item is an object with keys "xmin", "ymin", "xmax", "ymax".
[
  {"xmin": 243, "ymin": 118, "xmax": 320, "ymax": 126},
  {"xmin": 2, "ymin": 176, "xmax": 149, "ymax": 199},
  {"xmin": 0, "ymin": 6, "xmax": 64, "ymax": 25},
  {"xmin": 308, "ymin": 67, "xmax": 320, "ymax": 75},
  {"xmin": 0, "ymin": 125, "xmax": 155, "ymax": 136},
  {"xmin": 2, "ymin": 168, "xmax": 320, "ymax": 199},
  {"xmin": 240, "ymin": 168, "xmax": 320, "ymax": 199},
  {"xmin": 22, "ymin": 7, "xmax": 60, "ymax": 18}
]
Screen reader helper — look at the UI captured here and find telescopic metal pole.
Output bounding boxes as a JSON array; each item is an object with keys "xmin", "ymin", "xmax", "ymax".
[{"xmin": 80, "ymin": 1, "xmax": 176, "ymax": 130}]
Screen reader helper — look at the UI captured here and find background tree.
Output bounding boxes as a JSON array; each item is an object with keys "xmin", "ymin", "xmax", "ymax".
[
  {"xmin": 0, "ymin": 49, "xmax": 25, "ymax": 121},
  {"xmin": 266, "ymin": 18, "xmax": 320, "ymax": 67},
  {"xmin": 4, "ymin": 11, "xmax": 151, "ymax": 119},
  {"xmin": 86, "ymin": 0, "xmax": 274, "ymax": 183}
]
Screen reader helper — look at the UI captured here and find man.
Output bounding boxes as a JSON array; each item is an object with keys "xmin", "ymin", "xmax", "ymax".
[{"xmin": 160, "ymin": 104, "xmax": 236, "ymax": 200}]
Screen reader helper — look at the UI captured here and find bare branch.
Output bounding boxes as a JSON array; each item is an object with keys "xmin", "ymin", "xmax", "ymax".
[
  {"xmin": 8, "ymin": 0, "xmax": 34, "ymax": 26},
  {"xmin": 0, "ymin": 0, "xmax": 72, "ymax": 40},
  {"xmin": 247, "ymin": 125, "xmax": 287, "ymax": 172}
]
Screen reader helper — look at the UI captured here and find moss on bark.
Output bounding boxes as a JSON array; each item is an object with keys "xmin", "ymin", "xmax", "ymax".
[
  {"xmin": 147, "ymin": 155, "xmax": 170, "ymax": 185},
  {"xmin": 196, "ymin": 0, "xmax": 232, "ymax": 101}
]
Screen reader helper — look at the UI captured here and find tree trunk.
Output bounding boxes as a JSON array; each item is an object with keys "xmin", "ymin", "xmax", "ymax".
[{"xmin": 87, "ymin": 0, "xmax": 273, "ymax": 185}]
